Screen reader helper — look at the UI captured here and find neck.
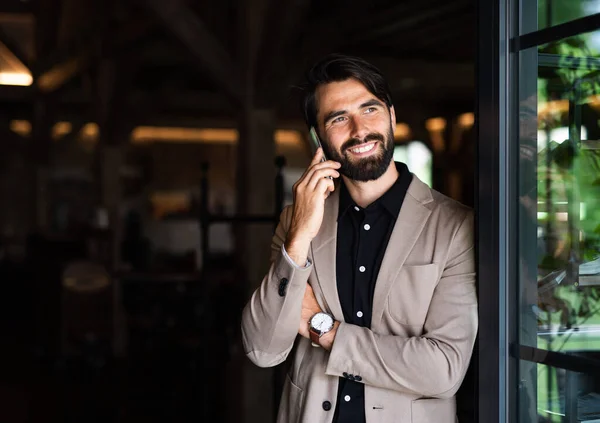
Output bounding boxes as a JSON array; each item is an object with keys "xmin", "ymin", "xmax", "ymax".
[{"xmin": 342, "ymin": 162, "xmax": 399, "ymax": 208}]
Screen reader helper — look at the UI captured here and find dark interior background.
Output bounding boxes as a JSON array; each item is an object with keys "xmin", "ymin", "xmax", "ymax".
[{"xmin": 0, "ymin": 0, "xmax": 476, "ymax": 421}]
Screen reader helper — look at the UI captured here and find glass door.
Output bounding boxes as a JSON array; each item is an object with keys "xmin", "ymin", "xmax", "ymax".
[
  {"xmin": 478, "ymin": 1, "xmax": 600, "ymax": 422},
  {"xmin": 517, "ymin": 12, "xmax": 600, "ymax": 423}
]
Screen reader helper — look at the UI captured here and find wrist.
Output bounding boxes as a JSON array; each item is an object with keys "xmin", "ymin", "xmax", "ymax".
[
  {"xmin": 319, "ymin": 321, "xmax": 340, "ymax": 351},
  {"xmin": 284, "ymin": 231, "xmax": 312, "ymax": 265}
]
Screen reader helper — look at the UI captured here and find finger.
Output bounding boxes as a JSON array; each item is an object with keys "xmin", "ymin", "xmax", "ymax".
[
  {"xmin": 316, "ymin": 177, "xmax": 335, "ymax": 195},
  {"xmin": 296, "ymin": 152, "xmax": 337, "ymax": 190},
  {"xmin": 310, "ymin": 159, "xmax": 341, "ymax": 171},
  {"xmin": 299, "ymin": 160, "xmax": 336, "ymax": 187},
  {"xmin": 307, "ymin": 168, "xmax": 340, "ymax": 190}
]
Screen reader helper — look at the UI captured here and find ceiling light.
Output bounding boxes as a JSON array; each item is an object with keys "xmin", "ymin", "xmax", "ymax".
[
  {"xmin": 9, "ymin": 119, "xmax": 31, "ymax": 136},
  {"xmin": 426, "ymin": 117, "xmax": 447, "ymax": 132},
  {"xmin": 394, "ymin": 123, "xmax": 411, "ymax": 139},
  {"xmin": 0, "ymin": 71, "xmax": 32, "ymax": 86},
  {"xmin": 458, "ymin": 113, "xmax": 474, "ymax": 129}
]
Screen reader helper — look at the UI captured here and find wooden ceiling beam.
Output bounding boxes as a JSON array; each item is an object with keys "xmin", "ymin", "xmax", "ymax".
[
  {"xmin": 0, "ymin": 3, "xmax": 32, "ymax": 15},
  {"xmin": 34, "ymin": 0, "xmax": 61, "ymax": 60},
  {"xmin": 139, "ymin": 0, "xmax": 241, "ymax": 106},
  {"xmin": 33, "ymin": 17, "xmax": 152, "ymax": 93},
  {"xmin": 350, "ymin": 0, "xmax": 472, "ymax": 43},
  {"xmin": 364, "ymin": 57, "xmax": 474, "ymax": 91},
  {"xmin": 0, "ymin": 26, "xmax": 30, "ymax": 67},
  {"xmin": 364, "ymin": 7, "xmax": 474, "ymax": 50},
  {"xmin": 254, "ymin": 2, "xmax": 356, "ymax": 108},
  {"xmin": 414, "ymin": 14, "xmax": 475, "ymax": 50},
  {"xmin": 253, "ymin": 0, "xmax": 313, "ymax": 89},
  {"xmin": 344, "ymin": 0, "xmax": 441, "ymax": 33}
]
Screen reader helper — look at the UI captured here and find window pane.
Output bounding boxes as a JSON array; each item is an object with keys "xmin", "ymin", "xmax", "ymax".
[
  {"xmin": 518, "ymin": 28, "xmax": 600, "ymax": 422},
  {"xmin": 522, "ymin": 0, "xmax": 600, "ymax": 34},
  {"xmin": 393, "ymin": 142, "xmax": 432, "ymax": 187},
  {"xmin": 530, "ymin": 362, "xmax": 600, "ymax": 422}
]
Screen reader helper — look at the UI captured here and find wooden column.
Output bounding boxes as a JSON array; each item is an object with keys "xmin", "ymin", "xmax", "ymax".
[
  {"xmin": 236, "ymin": 107, "xmax": 277, "ymax": 423},
  {"xmin": 236, "ymin": 0, "xmax": 277, "ymax": 421},
  {"xmin": 31, "ymin": 97, "xmax": 54, "ymax": 232},
  {"xmin": 93, "ymin": 59, "xmax": 127, "ymax": 270},
  {"xmin": 0, "ymin": 116, "xmax": 37, "ymax": 247},
  {"xmin": 236, "ymin": 108, "xmax": 277, "ymax": 288}
]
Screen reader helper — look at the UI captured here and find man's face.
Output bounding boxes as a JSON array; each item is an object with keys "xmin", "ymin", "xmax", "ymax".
[{"xmin": 315, "ymin": 78, "xmax": 396, "ymax": 182}]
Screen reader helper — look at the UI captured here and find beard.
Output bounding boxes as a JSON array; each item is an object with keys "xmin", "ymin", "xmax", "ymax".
[{"xmin": 323, "ymin": 125, "xmax": 395, "ymax": 182}]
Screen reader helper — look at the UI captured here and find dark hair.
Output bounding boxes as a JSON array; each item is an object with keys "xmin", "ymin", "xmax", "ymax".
[{"xmin": 301, "ymin": 54, "xmax": 393, "ymax": 130}]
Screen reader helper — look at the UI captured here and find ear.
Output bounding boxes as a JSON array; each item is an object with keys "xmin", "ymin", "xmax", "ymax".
[{"xmin": 389, "ymin": 105, "xmax": 396, "ymax": 128}]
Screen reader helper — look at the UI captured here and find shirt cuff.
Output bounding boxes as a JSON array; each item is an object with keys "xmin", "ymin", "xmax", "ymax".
[{"xmin": 281, "ymin": 245, "xmax": 312, "ymax": 269}]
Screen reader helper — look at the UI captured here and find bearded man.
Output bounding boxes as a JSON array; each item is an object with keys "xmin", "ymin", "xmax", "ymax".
[{"xmin": 241, "ymin": 54, "xmax": 477, "ymax": 423}]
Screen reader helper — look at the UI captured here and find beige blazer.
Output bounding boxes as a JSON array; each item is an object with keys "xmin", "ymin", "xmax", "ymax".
[{"xmin": 241, "ymin": 174, "xmax": 477, "ymax": 423}]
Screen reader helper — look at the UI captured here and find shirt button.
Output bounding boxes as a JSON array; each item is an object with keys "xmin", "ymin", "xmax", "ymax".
[
  {"xmin": 357, "ymin": 311, "xmax": 363, "ymax": 318},
  {"xmin": 322, "ymin": 401, "xmax": 332, "ymax": 411},
  {"xmin": 354, "ymin": 206, "xmax": 360, "ymax": 211},
  {"xmin": 344, "ymin": 395, "xmax": 351, "ymax": 402},
  {"xmin": 363, "ymin": 224, "xmax": 371, "ymax": 231},
  {"xmin": 359, "ymin": 266, "xmax": 366, "ymax": 273}
]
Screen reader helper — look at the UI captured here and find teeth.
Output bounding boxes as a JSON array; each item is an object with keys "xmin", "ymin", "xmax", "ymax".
[{"xmin": 350, "ymin": 143, "xmax": 375, "ymax": 154}]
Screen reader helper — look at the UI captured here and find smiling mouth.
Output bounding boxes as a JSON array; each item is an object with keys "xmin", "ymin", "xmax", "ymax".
[{"xmin": 347, "ymin": 142, "xmax": 377, "ymax": 155}]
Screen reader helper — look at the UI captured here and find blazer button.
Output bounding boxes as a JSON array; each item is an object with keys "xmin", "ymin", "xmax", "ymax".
[
  {"xmin": 354, "ymin": 375, "xmax": 362, "ymax": 382},
  {"xmin": 343, "ymin": 372, "xmax": 349, "ymax": 379},
  {"xmin": 278, "ymin": 278, "xmax": 289, "ymax": 297},
  {"xmin": 322, "ymin": 401, "xmax": 332, "ymax": 411}
]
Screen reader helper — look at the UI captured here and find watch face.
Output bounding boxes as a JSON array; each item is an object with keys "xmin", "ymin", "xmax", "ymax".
[{"xmin": 311, "ymin": 313, "xmax": 334, "ymax": 332}]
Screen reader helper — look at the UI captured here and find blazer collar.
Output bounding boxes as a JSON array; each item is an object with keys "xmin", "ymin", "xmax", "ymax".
[{"xmin": 310, "ymin": 174, "xmax": 434, "ymax": 325}]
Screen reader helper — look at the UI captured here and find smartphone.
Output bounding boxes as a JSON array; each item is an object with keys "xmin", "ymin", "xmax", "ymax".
[
  {"xmin": 309, "ymin": 127, "xmax": 327, "ymax": 162},
  {"xmin": 309, "ymin": 127, "xmax": 332, "ymax": 180}
]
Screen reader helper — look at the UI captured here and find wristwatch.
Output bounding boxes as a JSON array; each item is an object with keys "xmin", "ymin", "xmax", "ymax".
[{"xmin": 309, "ymin": 312, "xmax": 335, "ymax": 347}]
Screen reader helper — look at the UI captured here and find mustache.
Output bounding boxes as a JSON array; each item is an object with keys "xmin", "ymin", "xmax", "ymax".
[{"xmin": 341, "ymin": 133, "xmax": 385, "ymax": 153}]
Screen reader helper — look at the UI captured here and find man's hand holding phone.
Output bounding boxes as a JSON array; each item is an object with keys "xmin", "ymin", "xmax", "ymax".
[{"xmin": 284, "ymin": 148, "xmax": 340, "ymax": 266}]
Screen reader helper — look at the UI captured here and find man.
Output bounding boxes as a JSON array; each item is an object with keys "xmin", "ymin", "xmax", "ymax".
[{"xmin": 241, "ymin": 54, "xmax": 477, "ymax": 423}]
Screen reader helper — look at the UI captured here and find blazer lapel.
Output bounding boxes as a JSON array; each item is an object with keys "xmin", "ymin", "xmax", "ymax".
[
  {"xmin": 309, "ymin": 188, "xmax": 345, "ymax": 322},
  {"xmin": 371, "ymin": 176, "xmax": 434, "ymax": 325}
]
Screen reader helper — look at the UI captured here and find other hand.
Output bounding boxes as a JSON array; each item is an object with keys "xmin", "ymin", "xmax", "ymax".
[{"xmin": 298, "ymin": 283, "xmax": 322, "ymax": 339}]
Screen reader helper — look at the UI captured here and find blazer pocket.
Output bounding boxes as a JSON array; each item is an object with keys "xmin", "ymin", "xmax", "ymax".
[
  {"xmin": 411, "ymin": 398, "xmax": 456, "ymax": 423},
  {"xmin": 387, "ymin": 263, "xmax": 439, "ymax": 326},
  {"xmin": 277, "ymin": 374, "xmax": 304, "ymax": 423}
]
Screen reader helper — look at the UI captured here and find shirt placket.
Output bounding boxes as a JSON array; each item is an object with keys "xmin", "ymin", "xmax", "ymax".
[{"xmin": 353, "ymin": 209, "xmax": 370, "ymax": 328}]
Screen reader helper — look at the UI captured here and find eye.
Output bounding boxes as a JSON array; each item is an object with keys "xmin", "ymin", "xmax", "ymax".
[
  {"xmin": 365, "ymin": 107, "xmax": 377, "ymax": 114},
  {"xmin": 332, "ymin": 116, "xmax": 346, "ymax": 124}
]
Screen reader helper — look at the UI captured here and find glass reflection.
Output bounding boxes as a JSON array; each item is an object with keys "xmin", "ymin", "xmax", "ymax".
[
  {"xmin": 519, "ymin": 26, "xmax": 600, "ymax": 422},
  {"xmin": 532, "ymin": 0, "xmax": 600, "ymax": 33}
]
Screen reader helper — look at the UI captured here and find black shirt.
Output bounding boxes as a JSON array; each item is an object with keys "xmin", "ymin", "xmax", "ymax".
[{"xmin": 332, "ymin": 162, "xmax": 413, "ymax": 423}]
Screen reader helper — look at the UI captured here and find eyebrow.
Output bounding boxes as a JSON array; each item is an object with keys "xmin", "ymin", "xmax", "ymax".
[
  {"xmin": 360, "ymin": 99, "xmax": 385, "ymax": 109},
  {"xmin": 322, "ymin": 98, "xmax": 386, "ymax": 125},
  {"xmin": 323, "ymin": 109, "xmax": 346, "ymax": 125}
]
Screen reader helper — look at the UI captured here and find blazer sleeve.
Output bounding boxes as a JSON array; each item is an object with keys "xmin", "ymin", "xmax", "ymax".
[
  {"xmin": 240, "ymin": 205, "xmax": 313, "ymax": 368},
  {"xmin": 325, "ymin": 210, "xmax": 477, "ymax": 398}
]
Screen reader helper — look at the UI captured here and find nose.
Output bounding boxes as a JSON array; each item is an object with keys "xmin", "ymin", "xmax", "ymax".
[{"xmin": 349, "ymin": 115, "xmax": 370, "ymax": 141}]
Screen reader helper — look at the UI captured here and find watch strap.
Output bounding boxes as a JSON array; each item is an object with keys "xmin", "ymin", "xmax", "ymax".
[{"xmin": 309, "ymin": 328, "xmax": 321, "ymax": 346}]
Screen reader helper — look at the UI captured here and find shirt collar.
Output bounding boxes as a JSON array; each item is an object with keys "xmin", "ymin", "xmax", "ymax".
[{"xmin": 337, "ymin": 161, "xmax": 411, "ymax": 221}]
